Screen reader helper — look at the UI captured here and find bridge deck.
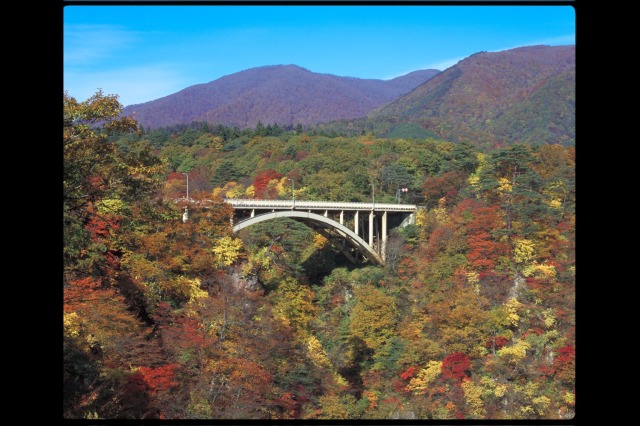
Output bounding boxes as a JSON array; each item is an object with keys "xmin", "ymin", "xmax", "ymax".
[{"xmin": 225, "ymin": 198, "xmax": 416, "ymax": 212}]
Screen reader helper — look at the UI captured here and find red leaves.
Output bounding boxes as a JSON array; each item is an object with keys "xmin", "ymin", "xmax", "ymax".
[
  {"xmin": 549, "ymin": 345, "xmax": 575, "ymax": 385},
  {"xmin": 85, "ymin": 209, "xmax": 120, "ymax": 242},
  {"xmin": 252, "ymin": 169, "xmax": 283, "ymax": 199},
  {"xmin": 422, "ymin": 170, "xmax": 467, "ymax": 206},
  {"xmin": 399, "ymin": 365, "xmax": 418, "ymax": 380},
  {"xmin": 275, "ymin": 391, "xmax": 300, "ymax": 418},
  {"xmin": 137, "ymin": 363, "xmax": 179, "ymax": 397},
  {"xmin": 484, "ymin": 336, "xmax": 509, "ymax": 350},
  {"xmin": 166, "ymin": 171, "xmax": 185, "ymax": 181},
  {"xmin": 441, "ymin": 352, "xmax": 470, "ymax": 383},
  {"xmin": 554, "ymin": 346, "xmax": 575, "ymax": 368},
  {"xmin": 64, "ymin": 277, "xmax": 101, "ymax": 311}
]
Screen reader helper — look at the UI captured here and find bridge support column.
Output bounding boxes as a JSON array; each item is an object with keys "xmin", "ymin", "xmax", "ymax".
[
  {"xmin": 324, "ymin": 210, "xmax": 328, "ymax": 218},
  {"xmin": 250, "ymin": 209, "xmax": 255, "ymax": 218},
  {"xmin": 382, "ymin": 211, "xmax": 387, "ymax": 260},
  {"xmin": 340, "ymin": 210, "xmax": 344, "ymax": 225},
  {"xmin": 354, "ymin": 211, "xmax": 359, "ymax": 236},
  {"xmin": 369, "ymin": 211, "xmax": 374, "ymax": 247}
]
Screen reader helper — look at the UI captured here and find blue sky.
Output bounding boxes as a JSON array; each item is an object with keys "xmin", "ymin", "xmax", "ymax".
[{"xmin": 64, "ymin": 4, "xmax": 575, "ymax": 107}]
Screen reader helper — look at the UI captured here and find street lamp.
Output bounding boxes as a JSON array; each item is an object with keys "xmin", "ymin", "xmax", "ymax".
[
  {"xmin": 397, "ymin": 187, "xmax": 408, "ymax": 204},
  {"xmin": 182, "ymin": 173, "xmax": 189, "ymax": 222},
  {"xmin": 287, "ymin": 178, "xmax": 295, "ymax": 209},
  {"xmin": 183, "ymin": 173, "xmax": 189, "ymax": 203},
  {"xmin": 370, "ymin": 182, "xmax": 375, "ymax": 210}
]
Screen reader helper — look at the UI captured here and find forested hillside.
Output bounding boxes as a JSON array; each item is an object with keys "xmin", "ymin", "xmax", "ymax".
[
  {"xmin": 319, "ymin": 45, "xmax": 575, "ymax": 148},
  {"xmin": 64, "ymin": 91, "xmax": 575, "ymax": 420},
  {"xmin": 121, "ymin": 65, "xmax": 440, "ymax": 130}
]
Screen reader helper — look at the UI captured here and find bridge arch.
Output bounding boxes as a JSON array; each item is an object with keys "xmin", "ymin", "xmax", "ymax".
[{"xmin": 232, "ymin": 210, "xmax": 384, "ymax": 265}]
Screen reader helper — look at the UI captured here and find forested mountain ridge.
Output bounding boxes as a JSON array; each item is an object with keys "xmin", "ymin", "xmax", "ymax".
[
  {"xmin": 64, "ymin": 91, "xmax": 575, "ymax": 420},
  {"xmin": 121, "ymin": 65, "xmax": 440, "ymax": 130},
  {"xmin": 321, "ymin": 45, "xmax": 575, "ymax": 147}
]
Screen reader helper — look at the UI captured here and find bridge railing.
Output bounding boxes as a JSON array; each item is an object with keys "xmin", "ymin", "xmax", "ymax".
[{"xmin": 224, "ymin": 198, "xmax": 417, "ymax": 212}]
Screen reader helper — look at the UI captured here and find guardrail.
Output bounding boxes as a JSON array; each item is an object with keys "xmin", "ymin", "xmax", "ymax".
[{"xmin": 224, "ymin": 198, "xmax": 417, "ymax": 212}]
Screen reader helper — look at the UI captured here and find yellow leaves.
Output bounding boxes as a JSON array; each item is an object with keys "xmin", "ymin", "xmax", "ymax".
[
  {"xmin": 514, "ymin": 239, "xmax": 536, "ymax": 265},
  {"xmin": 520, "ymin": 405, "xmax": 535, "ymax": 416},
  {"xmin": 176, "ymin": 276, "xmax": 208, "ymax": 306},
  {"xmin": 531, "ymin": 395, "xmax": 551, "ymax": 415},
  {"xmin": 432, "ymin": 199, "xmax": 449, "ymax": 226},
  {"xmin": 363, "ymin": 390, "xmax": 379, "ymax": 410},
  {"xmin": 507, "ymin": 381, "xmax": 553, "ymax": 417},
  {"xmin": 415, "ymin": 208, "xmax": 428, "ymax": 228},
  {"xmin": 212, "ymin": 181, "xmax": 249, "ymax": 200},
  {"xmin": 467, "ymin": 173, "xmax": 480, "ymax": 188},
  {"xmin": 465, "ymin": 271, "xmax": 480, "ymax": 284},
  {"xmin": 84, "ymin": 411, "xmax": 99, "ymax": 419},
  {"xmin": 272, "ymin": 277, "xmax": 318, "ymax": 333},
  {"xmin": 306, "ymin": 335, "xmax": 332, "ymax": 369},
  {"xmin": 245, "ymin": 184, "xmax": 256, "ymax": 198},
  {"xmin": 317, "ymin": 394, "xmax": 350, "ymax": 419},
  {"xmin": 349, "ymin": 285, "xmax": 397, "ymax": 351},
  {"xmin": 465, "ymin": 270, "xmax": 481, "ymax": 294},
  {"xmin": 225, "ymin": 182, "xmax": 246, "ymax": 199},
  {"xmin": 127, "ymin": 159, "xmax": 167, "ymax": 179},
  {"xmin": 497, "ymin": 177, "xmax": 513, "ymax": 194},
  {"xmin": 543, "ymin": 180, "xmax": 568, "ymax": 210},
  {"xmin": 186, "ymin": 390, "xmax": 213, "ymax": 418},
  {"xmin": 494, "ymin": 383, "xmax": 507, "ymax": 398},
  {"xmin": 275, "ymin": 177, "xmax": 292, "ymax": 198},
  {"xmin": 96, "ymin": 198, "xmax": 125, "ymax": 215},
  {"xmin": 549, "ymin": 199, "xmax": 563, "ymax": 209},
  {"xmin": 497, "ymin": 338, "xmax": 530, "ymax": 364},
  {"xmin": 334, "ymin": 373, "xmax": 349, "ymax": 388},
  {"xmin": 563, "ymin": 391, "xmax": 575, "ymax": 405},
  {"xmin": 461, "ymin": 379, "xmax": 486, "ymax": 418},
  {"xmin": 505, "ymin": 298, "xmax": 524, "ymax": 327},
  {"xmin": 64, "ymin": 312, "xmax": 82, "ymax": 337},
  {"xmin": 211, "ymin": 187, "xmax": 225, "ymax": 199},
  {"xmin": 522, "ymin": 262, "xmax": 557, "ymax": 280},
  {"xmin": 542, "ymin": 308, "xmax": 557, "ymax": 329},
  {"xmin": 466, "ymin": 152, "xmax": 487, "ymax": 193},
  {"xmin": 406, "ymin": 360, "xmax": 443, "ymax": 394},
  {"xmin": 312, "ymin": 233, "xmax": 329, "ymax": 250},
  {"xmin": 212, "ymin": 235, "xmax": 244, "ymax": 267}
]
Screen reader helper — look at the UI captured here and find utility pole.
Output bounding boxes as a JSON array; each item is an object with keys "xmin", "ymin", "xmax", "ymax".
[
  {"xmin": 182, "ymin": 173, "xmax": 189, "ymax": 222},
  {"xmin": 370, "ymin": 182, "xmax": 375, "ymax": 210},
  {"xmin": 288, "ymin": 178, "xmax": 295, "ymax": 209}
]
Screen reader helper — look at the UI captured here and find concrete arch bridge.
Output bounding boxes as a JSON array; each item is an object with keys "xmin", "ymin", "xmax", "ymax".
[{"xmin": 224, "ymin": 199, "xmax": 417, "ymax": 265}]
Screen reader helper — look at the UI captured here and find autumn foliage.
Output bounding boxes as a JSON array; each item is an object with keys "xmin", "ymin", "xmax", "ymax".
[{"xmin": 63, "ymin": 91, "xmax": 574, "ymax": 420}]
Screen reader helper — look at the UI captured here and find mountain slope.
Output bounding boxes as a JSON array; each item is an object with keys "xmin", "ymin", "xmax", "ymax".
[
  {"xmin": 324, "ymin": 45, "xmax": 575, "ymax": 147},
  {"xmin": 122, "ymin": 65, "xmax": 439, "ymax": 129}
]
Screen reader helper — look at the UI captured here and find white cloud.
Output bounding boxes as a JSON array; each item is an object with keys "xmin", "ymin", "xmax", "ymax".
[
  {"xmin": 488, "ymin": 35, "xmax": 576, "ymax": 56},
  {"xmin": 531, "ymin": 34, "xmax": 575, "ymax": 46},
  {"xmin": 64, "ymin": 64, "xmax": 190, "ymax": 106},
  {"xmin": 64, "ymin": 24, "xmax": 139, "ymax": 66}
]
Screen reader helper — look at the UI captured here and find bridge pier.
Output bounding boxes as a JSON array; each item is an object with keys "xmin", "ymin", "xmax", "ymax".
[
  {"xmin": 354, "ymin": 211, "xmax": 359, "ymax": 236},
  {"xmin": 369, "ymin": 211, "xmax": 374, "ymax": 247},
  {"xmin": 382, "ymin": 211, "xmax": 387, "ymax": 259}
]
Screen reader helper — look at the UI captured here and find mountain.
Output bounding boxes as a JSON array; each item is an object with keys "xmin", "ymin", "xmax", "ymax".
[
  {"xmin": 322, "ymin": 45, "xmax": 575, "ymax": 147},
  {"xmin": 121, "ymin": 65, "xmax": 440, "ymax": 130}
]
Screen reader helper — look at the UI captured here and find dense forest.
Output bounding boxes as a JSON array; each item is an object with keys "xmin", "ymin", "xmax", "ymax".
[{"xmin": 64, "ymin": 91, "xmax": 575, "ymax": 420}]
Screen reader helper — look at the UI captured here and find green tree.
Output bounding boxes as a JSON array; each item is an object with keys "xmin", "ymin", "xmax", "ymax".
[{"xmin": 63, "ymin": 90, "xmax": 164, "ymax": 280}]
